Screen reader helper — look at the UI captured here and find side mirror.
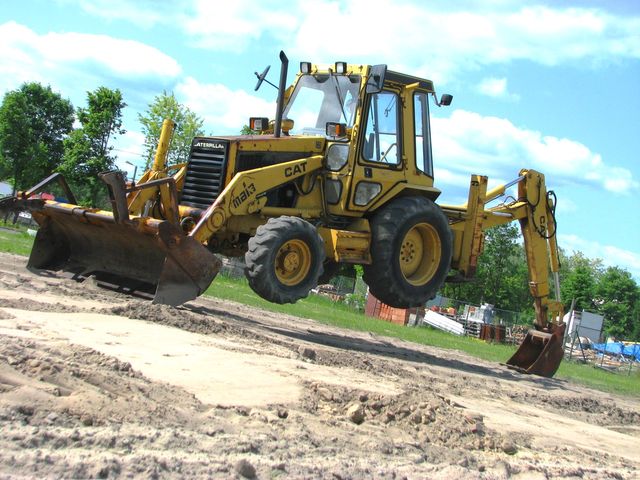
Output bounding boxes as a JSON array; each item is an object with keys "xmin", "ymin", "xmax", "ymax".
[
  {"xmin": 439, "ymin": 94, "xmax": 453, "ymax": 106},
  {"xmin": 366, "ymin": 64, "xmax": 387, "ymax": 94},
  {"xmin": 254, "ymin": 65, "xmax": 271, "ymax": 91}
]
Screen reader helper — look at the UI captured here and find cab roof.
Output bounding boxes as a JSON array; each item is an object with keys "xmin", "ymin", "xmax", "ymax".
[{"xmin": 386, "ymin": 70, "xmax": 434, "ymax": 92}]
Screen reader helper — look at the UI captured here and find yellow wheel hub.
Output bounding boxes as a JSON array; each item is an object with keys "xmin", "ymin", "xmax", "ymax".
[
  {"xmin": 275, "ymin": 239, "xmax": 312, "ymax": 286},
  {"xmin": 399, "ymin": 223, "xmax": 441, "ymax": 286}
]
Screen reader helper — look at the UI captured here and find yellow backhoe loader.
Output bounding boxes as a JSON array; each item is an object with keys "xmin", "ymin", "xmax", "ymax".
[{"xmin": 0, "ymin": 52, "xmax": 565, "ymax": 377}]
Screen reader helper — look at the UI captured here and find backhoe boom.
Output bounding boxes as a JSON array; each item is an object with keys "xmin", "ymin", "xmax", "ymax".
[{"xmin": 441, "ymin": 169, "xmax": 565, "ymax": 377}]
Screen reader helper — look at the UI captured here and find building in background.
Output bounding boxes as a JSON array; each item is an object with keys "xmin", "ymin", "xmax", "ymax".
[{"xmin": 0, "ymin": 182, "xmax": 12, "ymax": 196}]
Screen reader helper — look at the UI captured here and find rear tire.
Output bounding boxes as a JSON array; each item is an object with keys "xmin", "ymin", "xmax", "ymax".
[
  {"xmin": 245, "ymin": 216, "xmax": 325, "ymax": 304},
  {"xmin": 363, "ymin": 197, "xmax": 452, "ymax": 308}
]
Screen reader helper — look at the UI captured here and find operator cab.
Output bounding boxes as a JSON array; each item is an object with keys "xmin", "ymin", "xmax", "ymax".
[{"xmin": 249, "ymin": 55, "xmax": 453, "ymax": 213}]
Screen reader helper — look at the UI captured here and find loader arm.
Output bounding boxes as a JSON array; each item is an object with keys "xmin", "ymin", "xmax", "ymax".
[
  {"xmin": 189, "ymin": 155, "xmax": 325, "ymax": 244},
  {"xmin": 441, "ymin": 169, "xmax": 565, "ymax": 377},
  {"xmin": 125, "ymin": 119, "xmax": 187, "ymax": 218}
]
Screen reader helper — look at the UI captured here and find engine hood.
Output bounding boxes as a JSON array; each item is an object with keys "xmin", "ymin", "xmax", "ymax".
[{"xmin": 207, "ymin": 134, "xmax": 327, "ymax": 155}]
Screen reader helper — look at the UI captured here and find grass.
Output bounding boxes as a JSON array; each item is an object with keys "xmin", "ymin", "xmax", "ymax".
[
  {"xmin": 555, "ymin": 360, "xmax": 639, "ymax": 396},
  {"xmin": 210, "ymin": 274, "xmax": 520, "ymax": 361},
  {"xmin": 0, "ymin": 230, "xmax": 637, "ymax": 396},
  {"xmin": 0, "ymin": 223, "xmax": 35, "ymax": 256},
  {"xmin": 206, "ymin": 274, "xmax": 640, "ymax": 396}
]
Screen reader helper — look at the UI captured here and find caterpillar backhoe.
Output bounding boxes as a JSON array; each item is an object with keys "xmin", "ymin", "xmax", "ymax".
[{"xmin": 0, "ymin": 51, "xmax": 565, "ymax": 377}]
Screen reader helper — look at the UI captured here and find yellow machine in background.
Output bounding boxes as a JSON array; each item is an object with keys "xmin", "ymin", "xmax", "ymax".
[{"xmin": 1, "ymin": 51, "xmax": 565, "ymax": 377}]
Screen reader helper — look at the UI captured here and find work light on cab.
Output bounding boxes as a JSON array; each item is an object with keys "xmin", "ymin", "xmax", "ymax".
[
  {"xmin": 300, "ymin": 62, "xmax": 311, "ymax": 74},
  {"xmin": 326, "ymin": 122, "xmax": 347, "ymax": 138}
]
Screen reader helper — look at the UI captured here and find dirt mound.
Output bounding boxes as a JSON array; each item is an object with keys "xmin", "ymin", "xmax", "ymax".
[
  {"xmin": 507, "ymin": 391, "xmax": 640, "ymax": 427},
  {"xmin": 0, "ymin": 252, "xmax": 639, "ymax": 479},
  {"xmin": 103, "ymin": 301, "xmax": 226, "ymax": 335}
]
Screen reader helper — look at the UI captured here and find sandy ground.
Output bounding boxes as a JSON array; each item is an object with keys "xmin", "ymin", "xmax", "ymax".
[{"xmin": 0, "ymin": 251, "xmax": 638, "ymax": 479}]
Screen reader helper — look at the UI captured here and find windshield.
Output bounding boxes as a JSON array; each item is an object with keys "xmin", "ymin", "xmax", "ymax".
[{"xmin": 283, "ymin": 74, "xmax": 361, "ymax": 136}]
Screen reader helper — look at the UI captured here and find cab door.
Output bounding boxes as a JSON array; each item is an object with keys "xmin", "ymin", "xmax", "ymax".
[{"xmin": 347, "ymin": 87, "xmax": 407, "ymax": 212}]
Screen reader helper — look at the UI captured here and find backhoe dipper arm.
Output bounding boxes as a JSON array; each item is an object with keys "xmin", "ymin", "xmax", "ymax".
[{"xmin": 489, "ymin": 169, "xmax": 563, "ymax": 329}]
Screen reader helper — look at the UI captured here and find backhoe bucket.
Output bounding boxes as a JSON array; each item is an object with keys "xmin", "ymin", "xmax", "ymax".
[
  {"xmin": 28, "ymin": 201, "xmax": 221, "ymax": 306},
  {"xmin": 506, "ymin": 323, "xmax": 566, "ymax": 377}
]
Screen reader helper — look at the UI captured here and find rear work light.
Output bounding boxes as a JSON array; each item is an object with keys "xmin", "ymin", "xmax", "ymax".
[{"xmin": 249, "ymin": 117, "xmax": 269, "ymax": 131}]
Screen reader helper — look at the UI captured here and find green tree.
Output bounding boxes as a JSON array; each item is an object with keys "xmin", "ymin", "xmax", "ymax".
[
  {"xmin": 240, "ymin": 124, "xmax": 256, "ymax": 135},
  {"xmin": 595, "ymin": 266, "xmax": 639, "ymax": 339},
  {"xmin": 138, "ymin": 92, "xmax": 204, "ymax": 169},
  {"xmin": 0, "ymin": 82, "xmax": 74, "ymax": 192},
  {"xmin": 630, "ymin": 301, "xmax": 640, "ymax": 342},
  {"xmin": 561, "ymin": 264, "xmax": 596, "ymax": 312},
  {"xmin": 442, "ymin": 223, "xmax": 531, "ymax": 314},
  {"xmin": 59, "ymin": 87, "xmax": 126, "ymax": 206}
]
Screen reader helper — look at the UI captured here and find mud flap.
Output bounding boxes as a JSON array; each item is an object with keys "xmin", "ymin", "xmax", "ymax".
[
  {"xmin": 27, "ymin": 203, "xmax": 220, "ymax": 307},
  {"xmin": 506, "ymin": 323, "xmax": 566, "ymax": 378}
]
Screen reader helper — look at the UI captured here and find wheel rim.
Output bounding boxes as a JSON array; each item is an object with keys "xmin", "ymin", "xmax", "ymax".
[
  {"xmin": 275, "ymin": 239, "xmax": 312, "ymax": 286},
  {"xmin": 399, "ymin": 223, "xmax": 441, "ymax": 286}
]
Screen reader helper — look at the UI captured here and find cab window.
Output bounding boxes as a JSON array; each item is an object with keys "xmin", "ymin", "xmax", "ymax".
[
  {"xmin": 414, "ymin": 93, "xmax": 433, "ymax": 177},
  {"xmin": 361, "ymin": 91, "xmax": 400, "ymax": 165}
]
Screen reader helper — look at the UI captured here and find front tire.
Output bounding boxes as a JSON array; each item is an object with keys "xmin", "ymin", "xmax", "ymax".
[
  {"xmin": 245, "ymin": 216, "xmax": 325, "ymax": 304},
  {"xmin": 363, "ymin": 197, "xmax": 452, "ymax": 308}
]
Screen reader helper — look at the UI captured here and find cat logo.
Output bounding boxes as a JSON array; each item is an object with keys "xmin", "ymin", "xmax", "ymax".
[{"xmin": 284, "ymin": 162, "xmax": 307, "ymax": 177}]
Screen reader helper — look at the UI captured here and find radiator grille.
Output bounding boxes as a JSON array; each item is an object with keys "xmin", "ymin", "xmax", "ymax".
[{"xmin": 180, "ymin": 139, "xmax": 228, "ymax": 209}]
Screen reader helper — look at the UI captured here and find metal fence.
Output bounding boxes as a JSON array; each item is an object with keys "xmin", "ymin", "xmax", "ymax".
[
  {"xmin": 423, "ymin": 295, "xmax": 532, "ymax": 342},
  {"xmin": 219, "ymin": 256, "xmax": 246, "ymax": 279},
  {"xmin": 563, "ymin": 312, "xmax": 639, "ymax": 376}
]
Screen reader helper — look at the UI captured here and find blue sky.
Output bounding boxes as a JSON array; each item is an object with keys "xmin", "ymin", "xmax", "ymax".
[{"xmin": 1, "ymin": 0, "xmax": 639, "ymax": 279}]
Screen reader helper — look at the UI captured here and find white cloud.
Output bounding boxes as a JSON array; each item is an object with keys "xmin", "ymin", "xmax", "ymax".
[
  {"xmin": 44, "ymin": 33, "xmax": 180, "ymax": 78},
  {"xmin": 71, "ymin": 0, "xmax": 184, "ymax": 28},
  {"xmin": 477, "ymin": 77, "xmax": 519, "ymax": 101},
  {"xmin": 68, "ymin": 1, "xmax": 640, "ymax": 83},
  {"xmin": 478, "ymin": 77, "xmax": 507, "ymax": 97},
  {"xmin": 175, "ymin": 77, "xmax": 276, "ymax": 134},
  {"xmin": 0, "ymin": 21, "xmax": 181, "ymax": 96},
  {"xmin": 280, "ymin": 2, "xmax": 640, "ymax": 83},
  {"xmin": 183, "ymin": 0, "xmax": 299, "ymax": 51},
  {"xmin": 559, "ymin": 234, "xmax": 640, "ymax": 281},
  {"xmin": 113, "ymin": 130, "xmax": 147, "ymax": 177},
  {"xmin": 555, "ymin": 196, "xmax": 577, "ymax": 216},
  {"xmin": 432, "ymin": 109, "xmax": 638, "ymax": 194},
  {"xmin": 433, "ymin": 167, "xmax": 475, "ymax": 191}
]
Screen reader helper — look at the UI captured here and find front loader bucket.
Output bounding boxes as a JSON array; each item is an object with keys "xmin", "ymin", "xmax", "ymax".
[
  {"xmin": 506, "ymin": 323, "xmax": 566, "ymax": 377},
  {"xmin": 28, "ymin": 201, "xmax": 221, "ymax": 306}
]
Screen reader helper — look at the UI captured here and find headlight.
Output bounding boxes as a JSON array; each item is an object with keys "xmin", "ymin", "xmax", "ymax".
[
  {"xmin": 354, "ymin": 182, "xmax": 381, "ymax": 206},
  {"xmin": 326, "ymin": 144, "xmax": 349, "ymax": 171}
]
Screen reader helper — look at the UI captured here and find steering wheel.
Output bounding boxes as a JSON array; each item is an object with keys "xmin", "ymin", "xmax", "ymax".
[
  {"xmin": 379, "ymin": 143, "xmax": 397, "ymax": 163},
  {"xmin": 254, "ymin": 65, "xmax": 271, "ymax": 91}
]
